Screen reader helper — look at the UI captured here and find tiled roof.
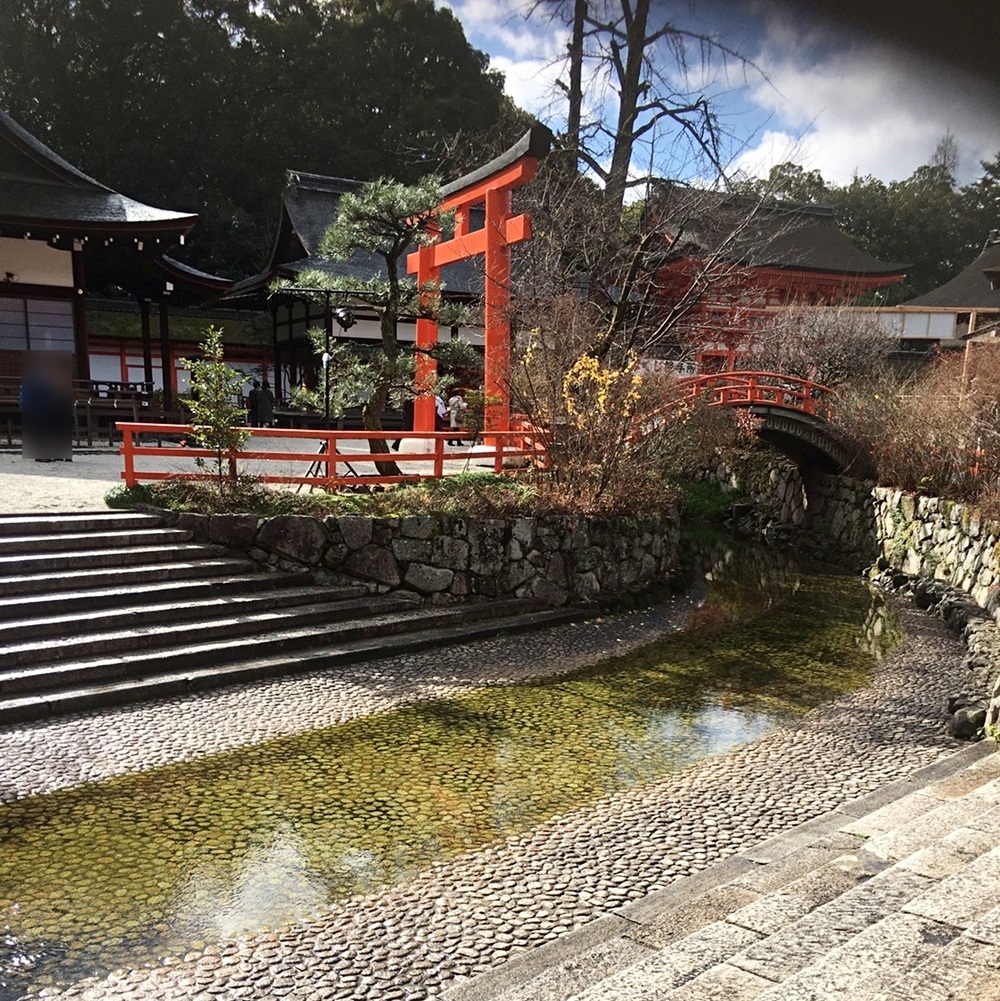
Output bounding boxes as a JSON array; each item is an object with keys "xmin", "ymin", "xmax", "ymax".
[
  {"xmin": 226, "ymin": 127, "xmax": 553, "ymax": 304},
  {"xmin": 0, "ymin": 108, "xmax": 196, "ymax": 232},
  {"xmin": 226, "ymin": 170, "xmax": 482, "ymax": 302},
  {"xmin": 906, "ymin": 240, "xmax": 1000, "ymax": 308},
  {"xmin": 651, "ymin": 185, "xmax": 907, "ymax": 277}
]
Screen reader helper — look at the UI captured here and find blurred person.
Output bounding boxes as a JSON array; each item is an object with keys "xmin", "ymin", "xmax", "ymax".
[
  {"xmin": 258, "ymin": 380, "xmax": 275, "ymax": 427},
  {"xmin": 247, "ymin": 380, "xmax": 261, "ymax": 426},
  {"xmin": 19, "ymin": 351, "xmax": 73, "ymax": 462}
]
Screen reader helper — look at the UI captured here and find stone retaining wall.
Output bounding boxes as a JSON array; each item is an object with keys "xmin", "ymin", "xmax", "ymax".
[
  {"xmin": 154, "ymin": 508, "xmax": 679, "ymax": 608},
  {"xmin": 706, "ymin": 457, "xmax": 1000, "ymax": 737}
]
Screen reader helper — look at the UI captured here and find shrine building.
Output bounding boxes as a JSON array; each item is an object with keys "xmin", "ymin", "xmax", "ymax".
[
  {"xmin": 222, "ymin": 171, "xmax": 484, "ymax": 404},
  {"xmin": 0, "ymin": 109, "xmax": 253, "ymax": 414},
  {"xmin": 646, "ymin": 189, "xmax": 907, "ymax": 372}
]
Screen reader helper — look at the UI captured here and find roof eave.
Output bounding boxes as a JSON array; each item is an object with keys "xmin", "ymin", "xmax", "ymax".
[{"xmin": 0, "ymin": 212, "xmax": 198, "ymax": 236}]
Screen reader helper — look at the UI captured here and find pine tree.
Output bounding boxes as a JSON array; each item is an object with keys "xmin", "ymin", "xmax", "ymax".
[{"xmin": 179, "ymin": 326, "xmax": 251, "ymax": 491}]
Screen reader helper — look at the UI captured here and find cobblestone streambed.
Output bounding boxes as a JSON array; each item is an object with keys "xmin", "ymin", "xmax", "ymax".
[{"xmin": 0, "ymin": 551, "xmax": 907, "ymax": 999}]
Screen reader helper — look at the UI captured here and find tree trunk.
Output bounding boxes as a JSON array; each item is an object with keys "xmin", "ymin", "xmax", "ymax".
[
  {"xmin": 363, "ymin": 375, "xmax": 399, "ymax": 477},
  {"xmin": 604, "ymin": 0, "xmax": 649, "ymax": 214},
  {"xmin": 566, "ymin": 0, "xmax": 586, "ymax": 165},
  {"xmin": 364, "ymin": 279, "xmax": 402, "ymax": 477}
]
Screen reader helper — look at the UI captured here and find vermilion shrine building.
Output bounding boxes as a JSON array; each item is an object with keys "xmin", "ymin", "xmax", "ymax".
[{"xmin": 647, "ymin": 191, "xmax": 907, "ymax": 372}]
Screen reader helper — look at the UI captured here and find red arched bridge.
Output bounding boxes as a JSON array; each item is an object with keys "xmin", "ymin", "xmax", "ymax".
[{"xmin": 653, "ymin": 371, "xmax": 856, "ymax": 472}]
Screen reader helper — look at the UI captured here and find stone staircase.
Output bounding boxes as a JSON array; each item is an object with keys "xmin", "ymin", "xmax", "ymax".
[
  {"xmin": 0, "ymin": 511, "xmax": 578, "ymax": 726},
  {"xmin": 444, "ymin": 743, "xmax": 1000, "ymax": 1001}
]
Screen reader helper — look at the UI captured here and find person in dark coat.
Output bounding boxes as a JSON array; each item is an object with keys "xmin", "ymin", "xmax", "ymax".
[
  {"xmin": 20, "ymin": 352, "xmax": 74, "ymax": 462},
  {"xmin": 247, "ymin": 380, "xmax": 261, "ymax": 426},
  {"xmin": 392, "ymin": 397, "xmax": 415, "ymax": 451},
  {"xmin": 258, "ymin": 380, "xmax": 275, "ymax": 427}
]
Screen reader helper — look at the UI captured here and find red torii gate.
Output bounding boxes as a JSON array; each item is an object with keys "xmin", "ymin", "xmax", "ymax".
[{"xmin": 407, "ymin": 125, "xmax": 551, "ymax": 434}]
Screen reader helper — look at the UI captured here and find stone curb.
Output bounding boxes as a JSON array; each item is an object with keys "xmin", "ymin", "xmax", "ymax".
[{"xmin": 442, "ymin": 740, "xmax": 997, "ymax": 1001}]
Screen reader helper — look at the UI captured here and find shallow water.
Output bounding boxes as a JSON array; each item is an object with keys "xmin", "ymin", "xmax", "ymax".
[{"xmin": 0, "ymin": 546, "xmax": 898, "ymax": 997}]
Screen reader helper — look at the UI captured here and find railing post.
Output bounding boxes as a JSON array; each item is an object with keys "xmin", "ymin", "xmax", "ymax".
[
  {"xmin": 327, "ymin": 432, "xmax": 336, "ymax": 487},
  {"xmin": 121, "ymin": 425, "xmax": 135, "ymax": 486},
  {"xmin": 494, "ymin": 433, "xmax": 504, "ymax": 473},
  {"xmin": 433, "ymin": 435, "xmax": 444, "ymax": 478}
]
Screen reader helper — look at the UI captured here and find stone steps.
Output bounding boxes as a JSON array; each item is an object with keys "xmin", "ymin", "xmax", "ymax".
[
  {"xmin": 0, "ymin": 592, "xmax": 417, "ymax": 666},
  {"xmin": 0, "ymin": 510, "xmax": 580, "ymax": 725},
  {"xmin": 0, "ymin": 571, "xmax": 317, "ymax": 620},
  {"xmin": 442, "ymin": 743, "xmax": 1000, "ymax": 1001},
  {"xmin": 0, "ymin": 597, "xmax": 550, "ymax": 694},
  {"xmin": 0, "ymin": 604, "xmax": 580, "ymax": 725},
  {"xmin": 0, "ymin": 542, "xmax": 230, "ymax": 574},
  {"xmin": 0, "ymin": 558, "xmax": 259, "ymax": 597},
  {"xmin": 0, "ymin": 527, "xmax": 195, "ymax": 554},
  {"xmin": 0, "ymin": 511, "xmax": 162, "ymax": 536},
  {"xmin": 0, "ymin": 583, "xmax": 368, "ymax": 641}
]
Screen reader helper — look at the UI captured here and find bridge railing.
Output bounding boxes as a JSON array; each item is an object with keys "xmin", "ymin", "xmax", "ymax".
[
  {"xmin": 673, "ymin": 372, "xmax": 837, "ymax": 420},
  {"xmin": 117, "ymin": 422, "xmax": 549, "ymax": 490}
]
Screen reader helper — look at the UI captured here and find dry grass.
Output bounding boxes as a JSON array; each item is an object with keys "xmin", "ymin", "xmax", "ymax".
[
  {"xmin": 106, "ymin": 470, "xmax": 679, "ymax": 520},
  {"xmin": 835, "ymin": 344, "xmax": 1000, "ymax": 502}
]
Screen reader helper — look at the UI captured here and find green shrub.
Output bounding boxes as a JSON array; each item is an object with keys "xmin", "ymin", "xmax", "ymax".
[
  {"xmin": 677, "ymin": 479, "xmax": 741, "ymax": 522},
  {"xmin": 104, "ymin": 484, "xmax": 155, "ymax": 509},
  {"xmin": 104, "ymin": 469, "xmax": 676, "ymax": 520}
]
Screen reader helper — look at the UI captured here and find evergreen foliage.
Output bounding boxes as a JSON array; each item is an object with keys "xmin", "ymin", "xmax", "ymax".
[
  {"xmin": 0, "ymin": 0, "xmax": 510, "ymax": 278},
  {"xmin": 272, "ymin": 176, "xmax": 477, "ymax": 467}
]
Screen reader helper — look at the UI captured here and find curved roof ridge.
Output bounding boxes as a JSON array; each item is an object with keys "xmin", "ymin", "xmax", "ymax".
[
  {"xmin": 0, "ymin": 109, "xmax": 197, "ymax": 231},
  {"xmin": 0, "ymin": 107, "xmax": 111, "ymax": 191}
]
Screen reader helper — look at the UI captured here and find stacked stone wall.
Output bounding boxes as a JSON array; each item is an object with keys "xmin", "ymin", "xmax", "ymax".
[
  {"xmin": 706, "ymin": 458, "xmax": 1000, "ymax": 737},
  {"xmin": 697, "ymin": 454, "xmax": 809, "ymax": 530},
  {"xmin": 156, "ymin": 509, "xmax": 678, "ymax": 609}
]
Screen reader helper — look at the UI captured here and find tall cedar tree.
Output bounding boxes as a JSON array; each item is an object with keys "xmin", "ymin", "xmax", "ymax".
[{"xmin": 0, "ymin": 0, "xmax": 508, "ymax": 277}]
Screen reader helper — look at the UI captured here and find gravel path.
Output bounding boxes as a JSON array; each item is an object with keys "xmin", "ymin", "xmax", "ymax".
[
  {"xmin": 0, "ymin": 451, "xmax": 121, "ymax": 513},
  {"xmin": 1, "ymin": 593, "xmax": 967, "ymax": 1001},
  {"xmin": 0, "ymin": 439, "xmax": 508, "ymax": 514}
]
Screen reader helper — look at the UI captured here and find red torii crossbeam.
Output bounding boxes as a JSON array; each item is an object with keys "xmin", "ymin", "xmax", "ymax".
[{"xmin": 407, "ymin": 126, "xmax": 551, "ymax": 434}]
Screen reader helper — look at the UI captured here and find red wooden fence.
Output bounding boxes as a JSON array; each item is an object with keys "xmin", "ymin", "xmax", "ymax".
[{"xmin": 117, "ymin": 423, "xmax": 549, "ymax": 489}]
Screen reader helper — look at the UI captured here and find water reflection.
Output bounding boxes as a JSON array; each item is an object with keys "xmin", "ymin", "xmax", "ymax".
[
  {"xmin": 172, "ymin": 823, "xmax": 330, "ymax": 941},
  {"xmin": 0, "ymin": 544, "xmax": 899, "ymax": 998}
]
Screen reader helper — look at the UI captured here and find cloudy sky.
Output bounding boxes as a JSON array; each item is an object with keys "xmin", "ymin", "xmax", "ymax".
[{"xmin": 442, "ymin": 0, "xmax": 1000, "ymax": 187}]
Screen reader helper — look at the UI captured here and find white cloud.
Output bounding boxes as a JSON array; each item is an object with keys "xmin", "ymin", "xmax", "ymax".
[
  {"xmin": 735, "ymin": 20, "xmax": 1000, "ymax": 184},
  {"xmin": 446, "ymin": 0, "xmax": 1000, "ymax": 188},
  {"xmin": 442, "ymin": 0, "xmax": 566, "ymax": 61},
  {"xmin": 488, "ymin": 54, "xmax": 565, "ymax": 120}
]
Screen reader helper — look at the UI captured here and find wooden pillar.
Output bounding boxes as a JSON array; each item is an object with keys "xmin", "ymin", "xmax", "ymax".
[
  {"xmin": 286, "ymin": 304, "xmax": 296, "ymax": 389},
  {"xmin": 71, "ymin": 249, "xmax": 91, "ymax": 380},
  {"xmin": 484, "ymin": 187, "xmax": 512, "ymax": 433},
  {"xmin": 158, "ymin": 300, "xmax": 173, "ymax": 411},
  {"xmin": 271, "ymin": 307, "xmax": 281, "ymax": 402},
  {"xmin": 138, "ymin": 298, "xmax": 153, "ymax": 389}
]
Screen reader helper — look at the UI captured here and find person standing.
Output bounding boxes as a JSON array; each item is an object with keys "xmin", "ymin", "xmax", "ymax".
[
  {"xmin": 447, "ymin": 390, "xmax": 467, "ymax": 446},
  {"xmin": 20, "ymin": 352, "xmax": 73, "ymax": 462},
  {"xmin": 391, "ymin": 397, "xmax": 415, "ymax": 451},
  {"xmin": 247, "ymin": 380, "xmax": 261, "ymax": 426},
  {"xmin": 258, "ymin": 380, "xmax": 275, "ymax": 427}
]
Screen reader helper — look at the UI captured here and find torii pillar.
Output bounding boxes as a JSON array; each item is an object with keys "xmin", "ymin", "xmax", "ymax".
[{"xmin": 407, "ymin": 125, "xmax": 552, "ymax": 435}]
